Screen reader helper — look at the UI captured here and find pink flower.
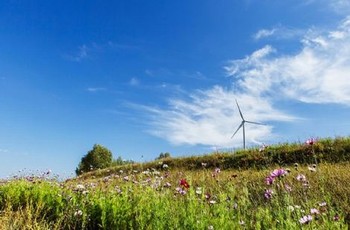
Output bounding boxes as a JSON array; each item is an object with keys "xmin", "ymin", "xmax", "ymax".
[
  {"xmin": 299, "ymin": 215, "xmax": 312, "ymax": 224},
  {"xmin": 264, "ymin": 189, "xmax": 274, "ymax": 199},
  {"xmin": 310, "ymin": 208, "xmax": 320, "ymax": 215},
  {"xmin": 305, "ymin": 138, "xmax": 316, "ymax": 146},
  {"xmin": 284, "ymin": 184, "xmax": 292, "ymax": 192},
  {"xmin": 333, "ymin": 214, "xmax": 340, "ymax": 221},
  {"xmin": 296, "ymin": 174, "xmax": 307, "ymax": 182}
]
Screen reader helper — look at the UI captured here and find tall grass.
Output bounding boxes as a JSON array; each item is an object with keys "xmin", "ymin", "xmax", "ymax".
[
  {"xmin": 0, "ymin": 163, "xmax": 349, "ymax": 229},
  {"xmin": 1, "ymin": 137, "xmax": 350, "ymax": 229}
]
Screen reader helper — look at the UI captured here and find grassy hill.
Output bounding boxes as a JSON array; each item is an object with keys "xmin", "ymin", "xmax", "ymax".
[
  {"xmin": 77, "ymin": 136, "xmax": 350, "ymax": 180},
  {"xmin": 1, "ymin": 137, "xmax": 350, "ymax": 229}
]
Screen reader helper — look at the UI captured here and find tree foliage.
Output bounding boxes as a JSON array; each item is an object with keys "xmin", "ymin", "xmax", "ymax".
[
  {"xmin": 155, "ymin": 152, "xmax": 171, "ymax": 160},
  {"xmin": 76, "ymin": 144, "xmax": 113, "ymax": 175},
  {"xmin": 112, "ymin": 156, "xmax": 134, "ymax": 166}
]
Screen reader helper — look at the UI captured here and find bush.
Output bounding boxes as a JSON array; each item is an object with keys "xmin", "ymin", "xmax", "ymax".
[{"xmin": 76, "ymin": 144, "xmax": 113, "ymax": 175}]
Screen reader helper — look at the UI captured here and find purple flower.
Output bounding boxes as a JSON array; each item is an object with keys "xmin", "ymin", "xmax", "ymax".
[
  {"xmin": 333, "ymin": 214, "xmax": 340, "ymax": 221},
  {"xmin": 264, "ymin": 189, "xmax": 274, "ymax": 199},
  {"xmin": 270, "ymin": 168, "xmax": 287, "ymax": 178},
  {"xmin": 175, "ymin": 187, "xmax": 187, "ymax": 195},
  {"xmin": 299, "ymin": 215, "xmax": 312, "ymax": 224},
  {"xmin": 265, "ymin": 176, "xmax": 275, "ymax": 185}
]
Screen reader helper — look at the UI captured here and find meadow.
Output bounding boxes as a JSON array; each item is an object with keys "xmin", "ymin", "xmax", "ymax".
[{"xmin": 0, "ymin": 137, "xmax": 350, "ymax": 229}]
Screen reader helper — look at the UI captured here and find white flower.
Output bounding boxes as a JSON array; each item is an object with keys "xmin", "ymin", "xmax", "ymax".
[
  {"xmin": 195, "ymin": 187, "xmax": 202, "ymax": 195},
  {"xmin": 74, "ymin": 210, "xmax": 83, "ymax": 217},
  {"xmin": 299, "ymin": 215, "xmax": 312, "ymax": 224}
]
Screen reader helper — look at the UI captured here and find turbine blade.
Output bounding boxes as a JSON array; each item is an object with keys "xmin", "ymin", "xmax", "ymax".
[
  {"xmin": 231, "ymin": 122, "xmax": 244, "ymax": 138},
  {"xmin": 235, "ymin": 99, "xmax": 244, "ymax": 120},
  {"xmin": 245, "ymin": 120, "xmax": 266, "ymax": 126}
]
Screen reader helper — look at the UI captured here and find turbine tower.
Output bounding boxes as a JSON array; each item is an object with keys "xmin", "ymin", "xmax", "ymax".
[{"xmin": 231, "ymin": 99, "xmax": 266, "ymax": 150}]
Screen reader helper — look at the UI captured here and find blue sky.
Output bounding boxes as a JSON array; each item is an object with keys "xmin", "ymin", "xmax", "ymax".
[{"xmin": 1, "ymin": 0, "xmax": 350, "ymax": 178}]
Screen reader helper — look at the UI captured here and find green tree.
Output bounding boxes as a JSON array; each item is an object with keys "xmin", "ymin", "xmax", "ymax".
[
  {"xmin": 76, "ymin": 144, "xmax": 113, "ymax": 175},
  {"xmin": 155, "ymin": 152, "xmax": 171, "ymax": 160}
]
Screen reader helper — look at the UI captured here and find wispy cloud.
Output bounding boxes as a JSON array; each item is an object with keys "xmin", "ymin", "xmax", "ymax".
[
  {"xmin": 0, "ymin": 149, "xmax": 9, "ymax": 154},
  {"xmin": 129, "ymin": 77, "xmax": 140, "ymax": 86},
  {"xmin": 65, "ymin": 41, "xmax": 138, "ymax": 62},
  {"xmin": 66, "ymin": 45, "xmax": 89, "ymax": 62},
  {"xmin": 254, "ymin": 29, "xmax": 277, "ymax": 40},
  {"xmin": 142, "ymin": 86, "xmax": 294, "ymax": 148},
  {"xmin": 228, "ymin": 17, "xmax": 350, "ymax": 105},
  {"xmin": 253, "ymin": 26, "xmax": 306, "ymax": 41},
  {"xmin": 86, "ymin": 87, "xmax": 106, "ymax": 93}
]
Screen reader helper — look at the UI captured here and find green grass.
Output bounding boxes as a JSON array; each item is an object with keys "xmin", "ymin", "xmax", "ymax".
[{"xmin": 1, "ymin": 137, "xmax": 350, "ymax": 229}]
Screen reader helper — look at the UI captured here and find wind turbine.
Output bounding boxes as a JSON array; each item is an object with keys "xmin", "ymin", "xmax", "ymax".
[{"xmin": 231, "ymin": 99, "xmax": 266, "ymax": 150}]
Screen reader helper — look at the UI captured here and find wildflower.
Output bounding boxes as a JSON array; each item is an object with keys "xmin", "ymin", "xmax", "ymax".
[
  {"xmin": 175, "ymin": 187, "xmax": 187, "ymax": 195},
  {"xmin": 308, "ymin": 166, "xmax": 316, "ymax": 172},
  {"xmin": 296, "ymin": 174, "xmax": 307, "ymax": 182},
  {"xmin": 195, "ymin": 187, "xmax": 202, "ymax": 195},
  {"xmin": 333, "ymin": 214, "xmax": 340, "ymax": 221},
  {"xmin": 164, "ymin": 182, "xmax": 171, "ymax": 188},
  {"xmin": 239, "ymin": 220, "xmax": 245, "ymax": 225},
  {"xmin": 270, "ymin": 168, "xmax": 287, "ymax": 178},
  {"xmin": 74, "ymin": 210, "xmax": 83, "ymax": 217},
  {"xmin": 294, "ymin": 163, "xmax": 299, "ymax": 170},
  {"xmin": 123, "ymin": 176, "xmax": 129, "ymax": 181},
  {"xmin": 264, "ymin": 189, "xmax": 274, "ymax": 199},
  {"xmin": 75, "ymin": 184, "xmax": 86, "ymax": 192},
  {"xmin": 179, "ymin": 178, "xmax": 190, "ymax": 189},
  {"xmin": 209, "ymin": 200, "xmax": 217, "ymax": 205},
  {"xmin": 259, "ymin": 143, "xmax": 268, "ymax": 152},
  {"xmin": 299, "ymin": 215, "xmax": 312, "ymax": 224},
  {"xmin": 310, "ymin": 208, "xmax": 320, "ymax": 215},
  {"xmin": 208, "ymin": 226, "xmax": 214, "ymax": 230},
  {"xmin": 214, "ymin": 168, "xmax": 221, "ymax": 174},
  {"xmin": 162, "ymin": 164, "xmax": 169, "ymax": 169},
  {"xmin": 233, "ymin": 202, "xmax": 238, "ymax": 209},
  {"xmin": 319, "ymin": 202, "xmax": 327, "ymax": 207},
  {"xmin": 287, "ymin": 205, "xmax": 295, "ymax": 212},
  {"xmin": 265, "ymin": 176, "xmax": 275, "ymax": 185},
  {"xmin": 284, "ymin": 184, "xmax": 292, "ymax": 192},
  {"xmin": 305, "ymin": 138, "xmax": 316, "ymax": 146},
  {"xmin": 205, "ymin": 193, "xmax": 211, "ymax": 200},
  {"xmin": 201, "ymin": 162, "xmax": 207, "ymax": 167}
]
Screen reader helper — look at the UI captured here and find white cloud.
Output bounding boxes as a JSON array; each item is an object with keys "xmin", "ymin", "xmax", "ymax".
[
  {"xmin": 253, "ymin": 26, "xmax": 306, "ymax": 41},
  {"xmin": 145, "ymin": 86, "xmax": 294, "ymax": 148},
  {"xmin": 254, "ymin": 29, "xmax": 276, "ymax": 40},
  {"xmin": 143, "ymin": 16, "xmax": 350, "ymax": 149},
  {"xmin": 227, "ymin": 17, "xmax": 350, "ymax": 105}
]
